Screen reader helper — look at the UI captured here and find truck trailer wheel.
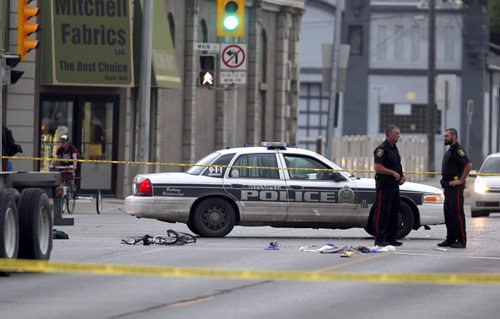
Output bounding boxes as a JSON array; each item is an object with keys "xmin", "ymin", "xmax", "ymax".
[
  {"xmin": 18, "ymin": 188, "xmax": 53, "ymax": 260},
  {"xmin": 0, "ymin": 189, "xmax": 19, "ymax": 259}
]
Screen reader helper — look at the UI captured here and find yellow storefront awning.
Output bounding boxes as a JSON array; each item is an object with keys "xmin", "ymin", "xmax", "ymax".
[{"xmin": 134, "ymin": 0, "xmax": 181, "ymax": 89}]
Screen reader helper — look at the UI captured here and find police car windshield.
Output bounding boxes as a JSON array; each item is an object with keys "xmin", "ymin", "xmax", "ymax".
[
  {"xmin": 187, "ymin": 152, "xmax": 222, "ymax": 175},
  {"xmin": 480, "ymin": 156, "xmax": 500, "ymax": 174}
]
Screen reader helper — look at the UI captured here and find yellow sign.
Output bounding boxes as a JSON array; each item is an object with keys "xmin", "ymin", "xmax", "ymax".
[{"xmin": 406, "ymin": 91, "xmax": 416, "ymax": 102}]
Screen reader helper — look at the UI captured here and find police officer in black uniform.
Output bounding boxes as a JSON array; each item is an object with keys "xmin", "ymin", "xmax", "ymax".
[
  {"xmin": 373, "ymin": 125, "xmax": 405, "ymax": 247},
  {"xmin": 438, "ymin": 128, "xmax": 472, "ymax": 249}
]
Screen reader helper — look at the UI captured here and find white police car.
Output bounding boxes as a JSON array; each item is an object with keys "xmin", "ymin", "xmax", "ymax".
[{"xmin": 125, "ymin": 143, "xmax": 444, "ymax": 238}]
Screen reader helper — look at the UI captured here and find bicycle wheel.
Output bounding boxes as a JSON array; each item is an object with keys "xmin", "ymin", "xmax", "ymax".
[
  {"xmin": 96, "ymin": 190, "xmax": 102, "ymax": 214},
  {"xmin": 58, "ymin": 197, "xmax": 65, "ymax": 215},
  {"xmin": 65, "ymin": 193, "xmax": 76, "ymax": 214}
]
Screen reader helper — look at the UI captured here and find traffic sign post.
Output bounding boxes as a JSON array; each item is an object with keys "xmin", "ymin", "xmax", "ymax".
[
  {"xmin": 220, "ymin": 71, "xmax": 246, "ymax": 85},
  {"xmin": 192, "ymin": 42, "xmax": 247, "ymax": 86},
  {"xmin": 220, "ymin": 43, "xmax": 247, "ymax": 70}
]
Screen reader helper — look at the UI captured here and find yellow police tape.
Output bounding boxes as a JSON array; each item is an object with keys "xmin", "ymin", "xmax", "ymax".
[
  {"xmin": 2, "ymin": 155, "xmax": 499, "ymax": 177},
  {"xmin": 1, "ymin": 258, "xmax": 500, "ymax": 285}
]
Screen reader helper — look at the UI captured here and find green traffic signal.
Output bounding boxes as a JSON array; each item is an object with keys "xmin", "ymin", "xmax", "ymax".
[
  {"xmin": 217, "ymin": 0, "xmax": 245, "ymax": 37},
  {"xmin": 223, "ymin": 16, "xmax": 239, "ymax": 31}
]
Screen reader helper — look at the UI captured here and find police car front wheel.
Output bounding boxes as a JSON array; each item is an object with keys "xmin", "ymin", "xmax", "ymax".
[{"xmin": 192, "ymin": 198, "xmax": 236, "ymax": 237}]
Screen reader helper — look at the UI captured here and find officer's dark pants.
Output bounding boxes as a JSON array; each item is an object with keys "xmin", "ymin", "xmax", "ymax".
[
  {"xmin": 374, "ymin": 182, "xmax": 400, "ymax": 243},
  {"xmin": 443, "ymin": 186, "xmax": 467, "ymax": 245}
]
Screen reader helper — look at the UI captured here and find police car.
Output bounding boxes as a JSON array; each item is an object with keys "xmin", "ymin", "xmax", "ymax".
[{"xmin": 124, "ymin": 142, "xmax": 444, "ymax": 238}]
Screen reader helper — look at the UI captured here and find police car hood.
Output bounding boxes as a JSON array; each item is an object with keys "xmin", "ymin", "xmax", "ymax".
[{"xmin": 356, "ymin": 178, "xmax": 442, "ymax": 194}]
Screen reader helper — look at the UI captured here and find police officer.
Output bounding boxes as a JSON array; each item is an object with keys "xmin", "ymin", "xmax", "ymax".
[
  {"xmin": 373, "ymin": 125, "xmax": 405, "ymax": 247},
  {"xmin": 438, "ymin": 128, "xmax": 472, "ymax": 249}
]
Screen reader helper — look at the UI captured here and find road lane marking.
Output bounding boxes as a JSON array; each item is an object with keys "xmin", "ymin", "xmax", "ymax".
[{"xmin": 170, "ymin": 296, "xmax": 214, "ymax": 308}]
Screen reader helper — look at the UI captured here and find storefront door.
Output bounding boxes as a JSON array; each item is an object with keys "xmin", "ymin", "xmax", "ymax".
[{"xmin": 40, "ymin": 95, "xmax": 118, "ymax": 195}]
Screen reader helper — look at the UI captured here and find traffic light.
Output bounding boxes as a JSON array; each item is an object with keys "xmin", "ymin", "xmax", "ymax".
[
  {"xmin": 18, "ymin": 0, "xmax": 40, "ymax": 61},
  {"xmin": 199, "ymin": 55, "xmax": 215, "ymax": 87},
  {"xmin": 1, "ymin": 54, "xmax": 24, "ymax": 85},
  {"xmin": 217, "ymin": 0, "xmax": 245, "ymax": 37}
]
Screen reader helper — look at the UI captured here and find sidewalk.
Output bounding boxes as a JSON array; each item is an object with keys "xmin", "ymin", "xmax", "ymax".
[{"xmin": 67, "ymin": 197, "xmax": 125, "ymax": 214}]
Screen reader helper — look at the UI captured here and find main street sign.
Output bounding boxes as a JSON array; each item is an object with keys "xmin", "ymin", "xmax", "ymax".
[{"xmin": 193, "ymin": 42, "xmax": 220, "ymax": 54}]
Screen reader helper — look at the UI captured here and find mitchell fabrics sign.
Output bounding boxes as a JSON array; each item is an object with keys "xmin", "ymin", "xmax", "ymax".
[{"xmin": 42, "ymin": 0, "xmax": 134, "ymax": 86}]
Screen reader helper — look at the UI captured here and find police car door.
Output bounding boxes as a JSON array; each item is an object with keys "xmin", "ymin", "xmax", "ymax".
[
  {"xmin": 225, "ymin": 152, "xmax": 288, "ymax": 222},
  {"xmin": 281, "ymin": 153, "xmax": 356, "ymax": 222}
]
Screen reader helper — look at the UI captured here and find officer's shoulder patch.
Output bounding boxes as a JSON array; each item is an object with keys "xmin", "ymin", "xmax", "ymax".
[
  {"xmin": 458, "ymin": 149, "xmax": 466, "ymax": 157},
  {"xmin": 376, "ymin": 149, "xmax": 384, "ymax": 157}
]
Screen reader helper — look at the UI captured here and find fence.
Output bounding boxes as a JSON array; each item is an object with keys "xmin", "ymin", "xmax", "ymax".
[{"xmin": 330, "ymin": 135, "xmax": 428, "ymax": 182}]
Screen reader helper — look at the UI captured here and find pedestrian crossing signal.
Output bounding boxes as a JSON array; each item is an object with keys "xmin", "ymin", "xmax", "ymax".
[{"xmin": 200, "ymin": 71, "xmax": 215, "ymax": 87}]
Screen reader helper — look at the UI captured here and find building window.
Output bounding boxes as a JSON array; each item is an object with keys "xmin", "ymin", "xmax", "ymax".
[
  {"xmin": 168, "ymin": 13, "xmax": 175, "ymax": 47},
  {"xmin": 411, "ymin": 25, "xmax": 420, "ymax": 61},
  {"xmin": 376, "ymin": 25, "xmax": 387, "ymax": 61},
  {"xmin": 348, "ymin": 25, "xmax": 363, "ymax": 55},
  {"xmin": 200, "ymin": 19, "xmax": 208, "ymax": 42},
  {"xmin": 261, "ymin": 30, "xmax": 267, "ymax": 82},
  {"xmin": 394, "ymin": 25, "xmax": 404, "ymax": 61},
  {"xmin": 444, "ymin": 26, "xmax": 454, "ymax": 61},
  {"xmin": 298, "ymin": 83, "xmax": 329, "ymax": 150},
  {"xmin": 379, "ymin": 104, "xmax": 441, "ymax": 134}
]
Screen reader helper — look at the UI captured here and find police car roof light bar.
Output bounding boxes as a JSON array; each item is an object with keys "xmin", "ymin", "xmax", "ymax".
[{"xmin": 261, "ymin": 142, "xmax": 287, "ymax": 150}]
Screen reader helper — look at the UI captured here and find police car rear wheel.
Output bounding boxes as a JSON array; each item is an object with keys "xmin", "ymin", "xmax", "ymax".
[
  {"xmin": 193, "ymin": 198, "xmax": 235, "ymax": 237},
  {"xmin": 186, "ymin": 222, "xmax": 200, "ymax": 236}
]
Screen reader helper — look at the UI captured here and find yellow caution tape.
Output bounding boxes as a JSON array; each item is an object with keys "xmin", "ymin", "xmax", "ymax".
[
  {"xmin": 2, "ymin": 155, "xmax": 499, "ymax": 177},
  {"xmin": 1, "ymin": 258, "xmax": 500, "ymax": 285}
]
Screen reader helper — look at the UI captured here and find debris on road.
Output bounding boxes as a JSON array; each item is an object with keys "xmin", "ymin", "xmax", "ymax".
[
  {"xmin": 121, "ymin": 229, "xmax": 196, "ymax": 246},
  {"xmin": 53, "ymin": 229, "xmax": 69, "ymax": 239},
  {"xmin": 299, "ymin": 243, "xmax": 396, "ymax": 255},
  {"xmin": 265, "ymin": 240, "xmax": 280, "ymax": 250}
]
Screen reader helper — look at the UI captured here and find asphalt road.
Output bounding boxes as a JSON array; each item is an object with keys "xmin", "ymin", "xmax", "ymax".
[{"xmin": 2, "ymin": 195, "xmax": 500, "ymax": 319}]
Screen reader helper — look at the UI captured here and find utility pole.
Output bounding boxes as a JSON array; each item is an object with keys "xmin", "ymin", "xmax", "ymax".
[
  {"xmin": 426, "ymin": 0, "xmax": 436, "ymax": 174},
  {"xmin": 226, "ymin": 37, "xmax": 238, "ymax": 148},
  {"xmin": 137, "ymin": 0, "xmax": 153, "ymax": 173},
  {"xmin": 324, "ymin": 0, "xmax": 343, "ymax": 159},
  {"xmin": 1, "ymin": 2, "xmax": 4, "ymax": 170}
]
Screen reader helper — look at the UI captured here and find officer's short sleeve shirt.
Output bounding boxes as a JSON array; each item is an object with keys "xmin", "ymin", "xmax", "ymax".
[
  {"xmin": 442, "ymin": 143, "xmax": 470, "ymax": 178},
  {"xmin": 374, "ymin": 140, "xmax": 403, "ymax": 175}
]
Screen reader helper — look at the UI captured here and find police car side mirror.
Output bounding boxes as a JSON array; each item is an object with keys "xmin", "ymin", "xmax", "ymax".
[{"xmin": 331, "ymin": 172, "xmax": 346, "ymax": 182}]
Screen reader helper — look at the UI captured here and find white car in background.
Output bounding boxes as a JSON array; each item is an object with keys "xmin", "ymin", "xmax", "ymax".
[
  {"xmin": 124, "ymin": 143, "xmax": 445, "ymax": 238},
  {"xmin": 471, "ymin": 153, "xmax": 500, "ymax": 217}
]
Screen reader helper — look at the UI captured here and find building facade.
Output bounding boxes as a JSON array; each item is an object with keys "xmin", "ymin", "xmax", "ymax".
[
  {"xmin": 300, "ymin": 0, "xmax": 494, "ymax": 169},
  {"xmin": 1, "ymin": 0, "xmax": 304, "ymax": 198}
]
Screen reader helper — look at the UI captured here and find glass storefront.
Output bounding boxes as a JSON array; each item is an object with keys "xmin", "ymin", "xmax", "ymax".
[{"xmin": 39, "ymin": 95, "xmax": 118, "ymax": 195}]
